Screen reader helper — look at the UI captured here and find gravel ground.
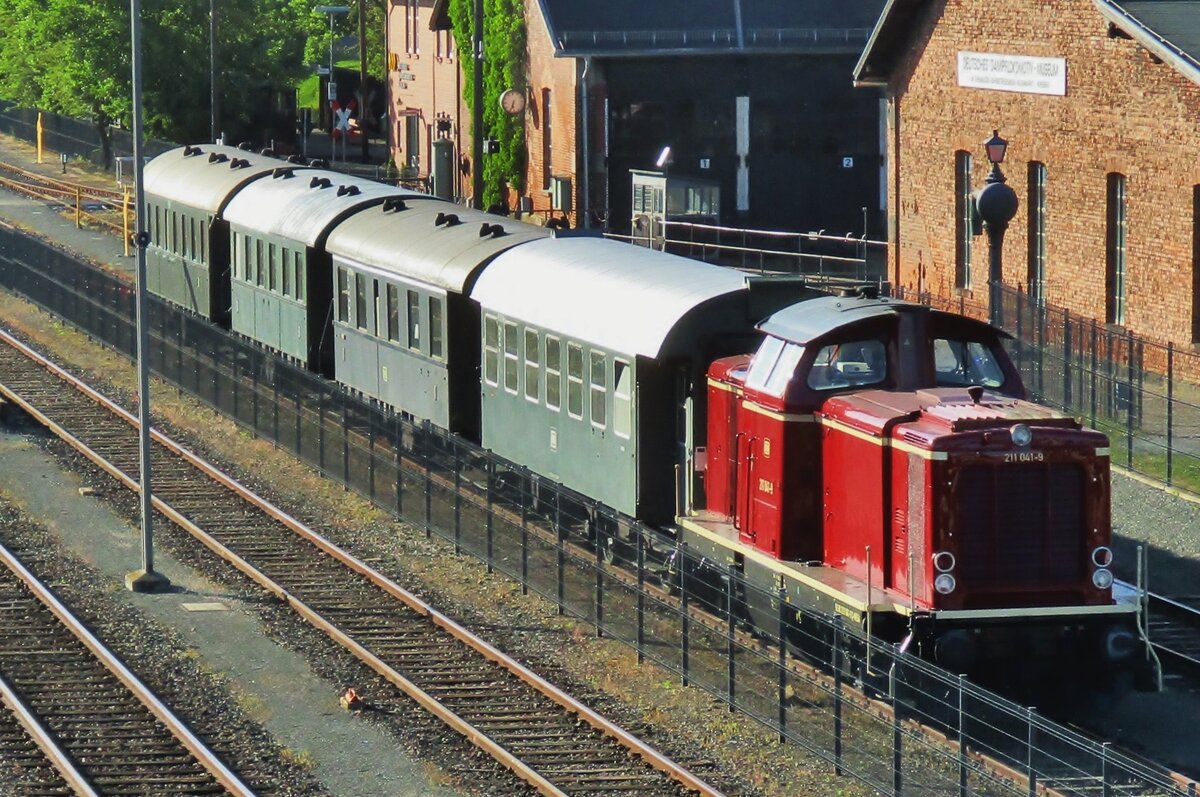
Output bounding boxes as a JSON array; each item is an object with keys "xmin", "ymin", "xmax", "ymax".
[
  {"xmin": 1111, "ymin": 474, "xmax": 1200, "ymax": 595},
  {"xmin": 0, "ymin": 494, "xmax": 334, "ymax": 797}
]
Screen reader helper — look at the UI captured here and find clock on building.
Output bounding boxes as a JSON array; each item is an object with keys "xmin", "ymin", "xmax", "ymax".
[{"xmin": 499, "ymin": 89, "xmax": 526, "ymax": 115}]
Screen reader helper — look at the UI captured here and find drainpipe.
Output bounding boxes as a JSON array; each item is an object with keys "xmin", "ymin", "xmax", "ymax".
[{"xmin": 580, "ymin": 57, "xmax": 590, "ymax": 229}]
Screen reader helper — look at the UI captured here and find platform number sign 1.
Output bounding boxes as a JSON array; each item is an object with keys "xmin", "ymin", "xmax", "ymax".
[{"xmin": 842, "ymin": 157, "xmax": 854, "ymax": 169}]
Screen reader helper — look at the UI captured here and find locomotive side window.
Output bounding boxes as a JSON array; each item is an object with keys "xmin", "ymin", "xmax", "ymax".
[
  {"xmin": 386, "ymin": 285, "xmax": 400, "ymax": 341},
  {"xmin": 429, "ymin": 298, "xmax": 443, "ymax": 360},
  {"xmin": 483, "ymin": 314, "xmax": 499, "ymax": 385},
  {"xmin": 336, "ymin": 267, "xmax": 350, "ymax": 323},
  {"xmin": 764, "ymin": 343, "xmax": 804, "ymax": 397},
  {"xmin": 545, "ymin": 336, "xmax": 561, "ymax": 411},
  {"xmin": 745, "ymin": 335, "xmax": 785, "ymax": 393},
  {"xmin": 934, "ymin": 339, "xmax": 1004, "ymax": 387},
  {"xmin": 524, "ymin": 329, "xmax": 540, "ymax": 401},
  {"xmin": 503, "ymin": 321, "xmax": 519, "ymax": 394},
  {"xmin": 614, "ymin": 360, "xmax": 631, "ymax": 439},
  {"xmin": 590, "ymin": 351, "xmax": 607, "ymax": 428},
  {"xmin": 567, "ymin": 343, "xmax": 584, "ymax": 419},
  {"xmin": 807, "ymin": 339, "xmax": 886, "ymax": 390}
]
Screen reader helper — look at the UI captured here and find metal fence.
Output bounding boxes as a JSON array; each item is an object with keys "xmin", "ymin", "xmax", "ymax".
[
  {"xmin": 0, "ymin": 102, "xmax": 174, "ymax": 171},
  {"xmin": 0, "ymin": 226, "xmax": 1193, "ymax": 796},
  {"xmin": 899, "ymin": 285, "xmax": 1200, "ymax": 498}
]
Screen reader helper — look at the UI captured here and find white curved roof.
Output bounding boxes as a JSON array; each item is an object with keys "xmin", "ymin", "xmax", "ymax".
[
  {"xmin": 224, "ymin": 169, "xmax": 424, "ymax": 246},
  {"xmin": 326, "ymin": 201, "xmax": 549, "ymax": 293},
  {"xmin": 145, "ymin": 145, "xmax": 292, "ymax": 214},
  {"xmin": 472, "ymin": 237, "xmax": 748, "ymax": 357}
]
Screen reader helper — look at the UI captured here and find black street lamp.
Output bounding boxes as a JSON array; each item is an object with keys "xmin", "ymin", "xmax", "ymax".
[{"xmin": 973, "ymin": 129, "xmax": 1019, "ymax": 328}]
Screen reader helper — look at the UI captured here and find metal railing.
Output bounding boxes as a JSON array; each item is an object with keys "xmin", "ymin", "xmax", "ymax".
[{"xmin": 0, "ymin": 224, "xmax": 1193, "ymax": 796}]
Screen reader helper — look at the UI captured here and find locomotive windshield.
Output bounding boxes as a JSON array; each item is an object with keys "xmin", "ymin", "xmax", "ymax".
[
  {"xmin": 745, "ymin": 336, "xmax": 805, "ymax": 397},
  {"xmin": 933, "ymin": 338, "xmax": 1005, "ymax": 388},
  {"xmin": 807, "ymin": 339, "xmax": 887, "ymax": 390}
]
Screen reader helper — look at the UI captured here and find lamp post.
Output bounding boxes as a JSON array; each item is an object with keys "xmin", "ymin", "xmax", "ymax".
[
  {"xmin": 972, "ymin": 129, "xmax": 1019, "ymax": 329},
  {"xmin": 210, "ymin": 0, "xmax": 219, "ymax": 144},
  {"xmin": 316, "ymin": 5, "xmax": 350, "ymax": 159}
]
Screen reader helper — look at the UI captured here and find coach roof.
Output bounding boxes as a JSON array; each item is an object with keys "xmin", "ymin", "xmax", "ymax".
[
  {"xmin": 144, "ymin": 145, "xmax": 290, "ymax": 215},
  {"xmin": 326, "ymin": 201, "xmax": 551, "ymax": 293},
  {"xmin": 472, "ymin": 237, "xmax": 749, "ymax": 358},
  {"xmin": 223, "ymin": 170, "xmax": 423, "ymax": 247}
]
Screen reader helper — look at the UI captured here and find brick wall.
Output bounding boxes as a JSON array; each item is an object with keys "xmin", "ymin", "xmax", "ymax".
[
  {"xmin": 523, "ymin": 0, "xmax": 579, "ymax": 227},
  {"xmin": 886, "ymin": 0, "xmax": 1200, "ymax": 346}
]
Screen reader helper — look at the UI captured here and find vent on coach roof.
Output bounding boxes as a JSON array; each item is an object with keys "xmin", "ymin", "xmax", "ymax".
[
  {"xmin": 382, "ymin": 198, "xmax": 407, "ymax": 213},
  {"xmin": 286, "ymin": 154, "xmax": 305, "ymax": 164},
  {"xmin": 208, "ymin": 152, "xmax": 228, "ymax": 163},
  {"xmin": 479, "ymin": 222, "xmax": 505, "ymax": 238},
  {"xmin": 230, "ymin": 158, "xmax": 251, "ymax": 169},
  {"xmin": 260, "ymin": 148, "xmax": 276, "ymax": 158},
  {"xmin": 271, "ymin": 167, "xmax": 295, "ymax": 179},
  {"xmin": 336, "ymin": 184, "xmax": 360, "ymax": 197},
  {"xmin": 310, "ymin": 177, "xmax": 332, "ymax": 189},
  {"xmin": 183, "ymin": 145, "xmax": 203, "ymax": 157},
  {"xmin": 435, "ymin": 212, "xmax": 461, "ymax": 227},
  {"xmin": 309, "ymin": 158, "xmax": 328, "ymax": 168},
  {"xmin": 237, "ymin": 141, "xmax": 253, "ymax": 151}
]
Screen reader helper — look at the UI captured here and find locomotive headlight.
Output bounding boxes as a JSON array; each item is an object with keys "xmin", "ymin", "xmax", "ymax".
[
  {"xmin": 934, "ymin": 573, "xmax": 957, "ymax": 595},
  {"xmin": 932, "ymin": 551, "xmax": 956, "ymax": 573},
  {"xmin": 1091, "ymin": 546, "xmax": 1114, "ymax": 567},
  {"xmin": 1092, "ymin": 568, "xmax": 1114, "ymax": 590},
  {"xmin": 1010, "ymin": 424, "xmax": 1033, "ymax": 447}
]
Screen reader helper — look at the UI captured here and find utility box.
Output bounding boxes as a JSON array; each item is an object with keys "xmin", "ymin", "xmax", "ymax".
[
  {"xmin": 431, "ymin": 139, "xmax": 455, "ymax": 200},
  {"xmin": 551, "ymin": 176, "xmax": 572, "ymax": 212}
]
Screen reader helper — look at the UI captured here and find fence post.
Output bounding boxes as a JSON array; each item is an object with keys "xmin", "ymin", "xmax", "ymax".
[
  {"xmin": 1016, "ymin": 286, "xmax": 1024, "ymax": 377},
  {"xmin": 423, "ymin": 421, "xmax": 433, "ymax": 540},
  {"xmin": 1125, "ymin": 329, "xmax": 1134, "ymax": 470},
  {"xmin": 368, "ymin": 409, "xmax": 376, "ymax": 501},
  {"xmin": 595, "ymin": 511, "xmax": 604, "ymax": 639},
  {"xmin": 1090, "ymin": 322, "xmax": 1098, "ymax": 430},
  {"xmin": 834, "ymin": 618, "xmax": 844, "ymax": 776},
  {"xmin": 1027, "ymin": 707, "xmax": 1038, "ymax": 797},
  {"xmin": 485, "ymin": 459, "xmax": 494, "ymax": 574},
  {"xmin": 453, "ymin": 448, "xmax": 462, "ymax": 554},
  {"xmin": 681, "ymin": 542, "xmax": 690, "ymax": 687},
  {"xmin": 777, "ymin": 588, "xmax": 787, "ymax": 744},
  {"xmin": 892, "ymin": 648, "xmax": 902, "ymax": 797},
  {"xmin": 1037, "ymin": 301, "xmax": 1046, "ymax": 399},
  {"xmin": 726, "ymin": 576, "xmax": 736, "ymax": 712},
  {"xmin": 958, "ymin": 674, "xmax": 968, "ymax": 797},
  {"xmin": 1101, "ymin": 741, "xmax": 1111, "ymax": 797},
  {"xmin": 1063, "ymin": 310, "xmax": 1073, "ymax": 408},
  {"xmin": 556, "ymin": 490, "xmax": 565, "ymax": 616},
  {"xmin": 341, "ymin": 401, "xmax": 349, "ymax": 484},
  {"xmin": 637, "ymin": 530, "xmax": 645, "ymax": 664},
  {"xmin": 252, "ymin": 355, "xmax": 260, "ymax": 439},
  {"xmin": 394, "ymin": 417, "xmax": 404, "ymax": 518},
  {"xmin": 75, "ymin": 187, "xmax": 81, "ymax": 228},
  {"xmin": 520, "ymin": 469, "xmax": 528, "ymax": 596},
  {"xmin": 1167, "ymin": 343, "xmax": 1175, "ymax": 485},
  {"xmin": 317, "ymin": 388, "xmax": 324, "ymax": 472}
]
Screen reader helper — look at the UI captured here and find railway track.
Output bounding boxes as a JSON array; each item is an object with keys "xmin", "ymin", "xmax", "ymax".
[
  {"xmin": 0, "ymin": 327, "xmax": 724, "ymax": 797},
  {"xmin": 0, "ymin": 517, "xmax": 254, "ymax": 795},
  {"xmin": 0, "ymin": 160, "xmax": 127, "ymax": 235}
]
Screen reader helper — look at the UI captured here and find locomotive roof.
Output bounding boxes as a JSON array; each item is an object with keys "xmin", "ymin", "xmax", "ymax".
[
  {"xmin": 326, "ymin": 201, "xmax": 551, "ymax": 293},
  {"xmin": 758, "ymin": 294, "xmax": 1004, "ymax": 344},
  {"xmin": 223, "ymin": 170, "xmax": 424, "ymax": 247},
  {"xmin": 145, "ymin": 145, "xmax": 292, "ymax": 214},
  {"xmin": 472, "ymin": 237, "xmax": 748, "ymax": 358}
]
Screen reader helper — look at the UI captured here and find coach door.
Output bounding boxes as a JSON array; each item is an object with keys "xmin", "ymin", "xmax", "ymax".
[{"xmin": 674, "ymin": 366, "xmax": 694, "ymax": 516}]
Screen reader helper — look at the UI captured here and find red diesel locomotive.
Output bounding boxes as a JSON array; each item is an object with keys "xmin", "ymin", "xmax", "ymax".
[{"xmin": 678, "ymin": 292, "xmax": 1148, "ymax": 694}]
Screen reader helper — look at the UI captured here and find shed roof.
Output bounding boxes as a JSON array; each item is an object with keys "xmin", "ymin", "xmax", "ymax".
[
  {"xmin": 326, "ymin": 201, "xmax": 551, "ymax": 293},
  {"xmin": 144, "ymin": 145, "xmax": 292, "ymax": 214},
  {"xmin": 536, "ymin": 0, "xmax": 881, "ymax": 57},
  {"xmin": 223, "ymin": 170, "xmax": 423, "ymax": 247},
  {"xmin": 853, "ymin": 0, "xmax": 1200, "ymax": 88},
  {"xmin": 471, "ymin": 238, "xmax": 748, "ymax": 358}
]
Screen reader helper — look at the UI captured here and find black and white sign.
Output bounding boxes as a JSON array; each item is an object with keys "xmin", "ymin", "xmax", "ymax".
[{"xmin": 957, "ymin": 51, "xmax": 1066, "ymax": 96}]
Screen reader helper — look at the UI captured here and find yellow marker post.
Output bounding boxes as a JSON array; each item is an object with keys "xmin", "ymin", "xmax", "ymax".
[
  {"xmin": 123, "ymin": 189, "xmax": 131, "ymax": 257},
  {"xmin": 75, "ymin": 188, "xmax": 82, "ymax": 228},
  {"xmin": 36, "ymin": 113, "xmax": 43, "ymax": 164}
]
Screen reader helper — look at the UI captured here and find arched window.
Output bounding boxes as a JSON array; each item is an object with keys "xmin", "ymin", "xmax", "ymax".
[
  {"xmin": 1105, "ymin": 173, "xmax": 1128, "ymax": 325},
  {"xmin": 1027, "ymin": 162, "xmax": 1047, "ymax": 304}
]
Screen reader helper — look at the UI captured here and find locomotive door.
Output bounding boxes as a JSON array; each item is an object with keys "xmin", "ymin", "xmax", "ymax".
[{"xmin": 674, "ymin": 366, "xmax": 694, "ymax": 515}]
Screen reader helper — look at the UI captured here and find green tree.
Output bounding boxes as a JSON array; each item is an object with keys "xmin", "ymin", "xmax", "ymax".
[{"xmin": 448, "ymin": 0, "xmax": 526, "ymax": 209}]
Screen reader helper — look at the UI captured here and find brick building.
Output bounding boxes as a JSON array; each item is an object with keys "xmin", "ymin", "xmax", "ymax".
[
  {"xmin": 386, "ymin": 0, "xmax": 886, "ymax": 234},
  {"xmin": 854, "ymin": 0, "xmax": 1200, "ymax": 345}
]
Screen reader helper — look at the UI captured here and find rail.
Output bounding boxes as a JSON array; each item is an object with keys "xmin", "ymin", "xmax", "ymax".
[{"xmin": 0, "ymin": 160, "xmax": 129, "ymax": 237}]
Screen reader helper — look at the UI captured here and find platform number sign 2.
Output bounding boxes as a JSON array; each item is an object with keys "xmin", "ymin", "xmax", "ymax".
[{"xmin": 842, "ymin": 157, "xmax": 854, "ymax": 169}]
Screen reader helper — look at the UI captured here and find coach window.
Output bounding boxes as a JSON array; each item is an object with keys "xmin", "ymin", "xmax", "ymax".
[
  {"xmin": 172, "ymin": 212, "xmax": 179, "ymax": 254},
  {"xmin": 337, "ymin": 267, "xmax": 350, "ymax": 323},
  {"xmin": 503, "ymin": 321, "xmax": 519, "ymax": 394},
  {"xmin": 545, "ymin": 336, "xmax": 561, "ymax": 411},
  {"xmin": 567, "ymin": 344, "xmax": 584, "ymax": 419},
  {"xmin": 524, "ymin": 328, "xmax": 540, "ymax": 402},
  {"xmin": 255, "ymin": 240, "xmax": 265, "ymax": 287},
  {"xmin": 613, "ymin": 360, "xmax": 631, "ymax": 438},
  {"xmin": 268, "ymin": 244, "xmax": 278, "ymax": 291},
  {"xmin": 590, "ymin": 352, "xmax": 607, "ymax": 428},
  {"xmin": 407, "ymin": 290, "xmax": 420, "ymax": 349},
  {"xmin": 244, "ymin": 236, "xmax": 253, "ymax": 281},
  {"xmin": 356, "ymin": 273, "xmax": 369, "ymax": 331},
  {"xmin": 230, "ymin": 232, "xmax": 239, "ymax": 279},
  {"xmin": 373, "ymin": 281, "xmax": 382, "ymax": 338},
  {"xmin": 429, "ymin": 297, "xmax": 444, "ymax": 359},
  {"xmin": 281, "ymin": 248, "xmax": 291, "ymax": 297},
  {"xmin": 385, "ymin": 284, "xmax": 400, "ymax": 341},
  {"xmin": 484, "ymin": 314, "xmax": 500, "ymax": 386},
  {"xmin": 294, "ymin": 252, "xmax": 304, "ymax": 299}
]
